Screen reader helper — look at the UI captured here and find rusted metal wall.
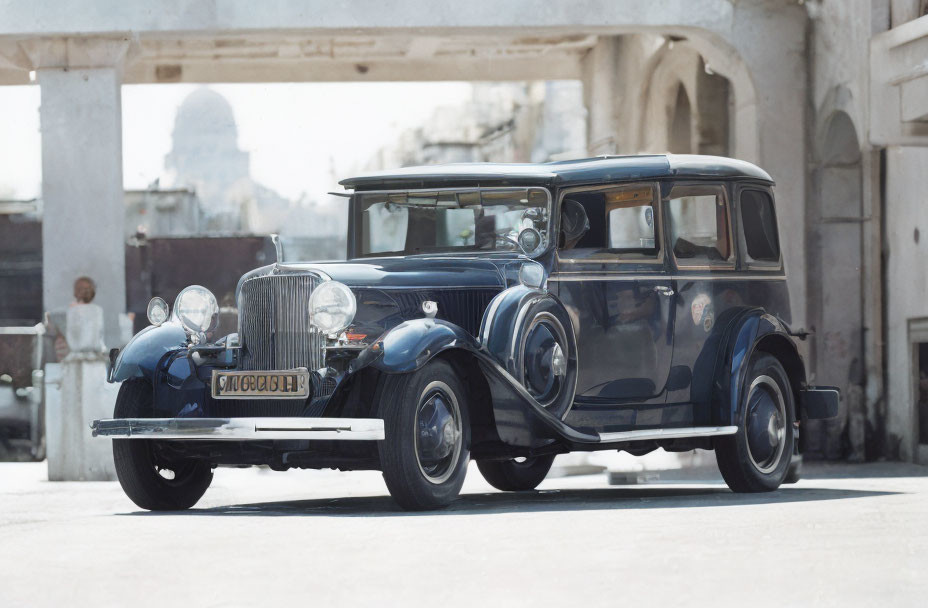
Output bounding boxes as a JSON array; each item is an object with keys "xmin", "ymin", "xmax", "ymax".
[{"xmin": 0, "ymin": 214, "xmax": 42, "ymax": 326}]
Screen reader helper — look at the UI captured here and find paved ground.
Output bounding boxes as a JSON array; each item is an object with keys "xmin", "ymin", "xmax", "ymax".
[{"xmin": 1, "ymin": 459, "xmax": 926, "ymax": 607}]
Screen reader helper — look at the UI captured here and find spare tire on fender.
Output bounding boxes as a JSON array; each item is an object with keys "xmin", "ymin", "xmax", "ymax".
[{"xmin": 481, "ymin": 286, "xmax": 578, "ymax": 420}]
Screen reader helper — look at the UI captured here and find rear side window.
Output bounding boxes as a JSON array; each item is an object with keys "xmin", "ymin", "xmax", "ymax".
[
  {"xmin": 667, "ymin": 185, "xmax": 732, "ymax": 266},
  {"xmin": 740, "ymin": 190, "xmax": 780, "ymax": 263}
]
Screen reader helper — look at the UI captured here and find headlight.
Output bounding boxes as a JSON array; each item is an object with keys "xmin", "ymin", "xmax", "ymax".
[
  {"xmin": 309, "ymin": 281, "xmax": 356, "ymax": 334},
  {"xmin": 146, "ymin": 297, "xmax": 169, "ymax": 327},
  {"xmin": 174, "ymin": 285, "xmax": 219, "ymax": 336}
]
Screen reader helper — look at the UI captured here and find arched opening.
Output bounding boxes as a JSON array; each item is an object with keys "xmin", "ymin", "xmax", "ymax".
[
  {"xmin": 668, "ymin": 83, "xmax": 693, "ymax": 153},
  {"xmin": 638, "ymin": 41, "xmax": 735, "ymax": 158},
  {"xmin": 807, "ymin": 110, "xmax": 864, "ymax": 459}
]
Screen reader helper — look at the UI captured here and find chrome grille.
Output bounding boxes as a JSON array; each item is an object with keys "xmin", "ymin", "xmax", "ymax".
[{"xmin": 238, "ymin": 274, "xmax": 326, "ymax": 371}]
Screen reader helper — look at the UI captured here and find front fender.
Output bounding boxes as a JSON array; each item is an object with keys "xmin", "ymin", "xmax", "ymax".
[
  {"xmin": 110, "ymin": 321, "xmax": 187, "ymax": 383},
  {"xmin": 364, "ymin": 318, "xmax": 480, "ymax": 374}
]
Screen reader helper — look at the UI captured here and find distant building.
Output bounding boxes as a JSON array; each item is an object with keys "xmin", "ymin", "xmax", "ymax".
[
  {"xmin": 162, "ymin": 87, "xmax": 289, "ymax": 234},
  {"xmin": 124, "ymin": 187, "xmax": 200, "ymax": 239},
  {"xmin": 0, "ymin": 200, "xmax": 41, "ymax": 326},
  {"xmin": 364, "ymin": 81, "xmax": 586, "ymax": 171}
]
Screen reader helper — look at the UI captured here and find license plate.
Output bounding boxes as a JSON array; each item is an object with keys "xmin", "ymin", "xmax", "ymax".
[{"xmin": 211, "ymin": 369, "xmax": 310, "ymax": 400}]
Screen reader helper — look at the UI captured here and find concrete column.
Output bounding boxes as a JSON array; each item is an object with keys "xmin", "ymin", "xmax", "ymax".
[
  {"xmin": 37, "ymin": 59, "xmax": 126, "ymax": 348},
  {"xmin": 582, "ymin": 37, "xmax": 618, "ymax": 155}
]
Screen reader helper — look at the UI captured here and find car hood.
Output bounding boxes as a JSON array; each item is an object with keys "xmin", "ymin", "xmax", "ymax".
[{"xmin": 246, "ymin": 256, "xmax": 522, "ymax": 289}]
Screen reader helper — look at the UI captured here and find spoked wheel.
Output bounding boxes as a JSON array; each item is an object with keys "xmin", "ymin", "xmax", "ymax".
[
  {"xmin": 378, "ymin": 359, "xmax": 470, "ymax": 510},
  {"xmin": 477, "ymin": 454, "xmax": 556, "ymax": 492},
  {"xmin": 716, "ymin": 353, "xmax": 795, "ymax": 492},
  {"xmin": 112, "ymin": 381, "xmax": 213, "ymax": 511}
]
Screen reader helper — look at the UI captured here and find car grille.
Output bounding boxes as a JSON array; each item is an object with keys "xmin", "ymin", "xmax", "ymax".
[{"xmin": 238, "ymin": 274, "xmax": 326, "ymax": 372}]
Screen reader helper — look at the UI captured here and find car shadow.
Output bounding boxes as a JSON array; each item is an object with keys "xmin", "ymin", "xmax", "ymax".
[{"xmin": 123, "ymin": 484, "xmax": 901, "ymax": 518}]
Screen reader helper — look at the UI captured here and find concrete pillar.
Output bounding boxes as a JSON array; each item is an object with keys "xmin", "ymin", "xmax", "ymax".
[
  {"xmin": 582, "ymin": 37, "xmax": 619, "ymax": 155},
  {"xmin": 45, "ymin": 360, "xmax": 118, "ymax": 481},
  {"xmin": 29, "ymin": 39, "xmax": 128, "ymax": 348}
]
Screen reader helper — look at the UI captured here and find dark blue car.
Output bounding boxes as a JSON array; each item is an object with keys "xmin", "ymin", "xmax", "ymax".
[{"xmin": 93, "ymin": 154, "xmax": 839, "ymax": 511}]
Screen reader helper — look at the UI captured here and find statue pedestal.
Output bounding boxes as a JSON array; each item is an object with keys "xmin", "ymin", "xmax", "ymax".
[{"xmin": 45, "ymin": 359, "xmax": 118, "ymax": 481}]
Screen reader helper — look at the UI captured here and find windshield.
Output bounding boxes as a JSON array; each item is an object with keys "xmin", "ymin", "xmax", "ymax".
[{"xmin": 352, "ymin": 188, "xmax": 551, "ymax": 257}]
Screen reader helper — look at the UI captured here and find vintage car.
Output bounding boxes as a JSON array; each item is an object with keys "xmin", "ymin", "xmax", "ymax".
[{"xmin": 93, "ymin": 154, "xmax": 839, "ymax": 511}]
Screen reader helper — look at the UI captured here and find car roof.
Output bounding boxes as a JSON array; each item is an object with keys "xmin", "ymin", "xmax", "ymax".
[{"xmin": 340, "ymin": 154, "xmax": 774, "ymax": 190}]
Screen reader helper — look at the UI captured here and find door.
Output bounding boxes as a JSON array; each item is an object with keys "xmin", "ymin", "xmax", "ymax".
[
  {"xmin": 551, "ymin": 183, "xmax": 674, "ymax": 404},
  {"xmin": 663, "ymin": 183, "xmax": 738, "ymax": 415}
]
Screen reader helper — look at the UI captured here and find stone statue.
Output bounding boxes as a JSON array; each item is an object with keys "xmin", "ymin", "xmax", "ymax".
[
  {"xmin": 64, "ymin": 277, "xmax": 106, "ymax": 360},
  {"xmin": 46, "ymin": 275, "xmax": 117, "ymax": 481}
]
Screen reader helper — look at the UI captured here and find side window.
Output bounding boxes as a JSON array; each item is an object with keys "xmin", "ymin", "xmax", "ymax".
[
  {"xmin": 740, "ymin": 189, "xmax": 780, "ymax": 264},
  {"xmin": 559, "ymin": 184, "xmax": 660, "ymax": 261},
  {"xmin": 667, "ymin": 185, "xmax": 732, "ymax": 266}
]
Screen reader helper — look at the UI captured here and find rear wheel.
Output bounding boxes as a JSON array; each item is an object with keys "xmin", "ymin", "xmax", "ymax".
[
  {"xmin": 112, "ymin": 381, "xmax": 213, "ymax": 511},
  {"xmin": 716, "ymin": 353, "xmax": 795, "ymax": 493},
  {"xmin": 378, "ymin": 359, "xmax": 470, "ymax": 510},
  {"xmin": 477, "ymin": 454, "xmax": 555, "ymax": 491}
]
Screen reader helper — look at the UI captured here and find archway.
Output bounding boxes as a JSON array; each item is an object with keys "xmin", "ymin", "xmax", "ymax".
[
  {"xmin": 668, "ymin": 83, "xmax": 693, "ymax": 153},
  {"xmin": 638, "ymin": 40, "xmax": 734, "ymax": 158}
]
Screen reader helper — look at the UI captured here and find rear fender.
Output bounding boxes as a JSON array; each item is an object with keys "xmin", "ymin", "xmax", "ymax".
[{"xmin": 719, "ymin": 312, "xmax": 806, "ymax": 427}]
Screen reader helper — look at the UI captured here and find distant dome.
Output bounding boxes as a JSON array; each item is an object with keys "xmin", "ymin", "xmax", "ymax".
[
  {"xmin": 163, "ymin": 87, "xmax": 251, "ymax": 218},
  {"xmin": 171, "ymin": 87, "xmax": 239, "ymax": 152}
]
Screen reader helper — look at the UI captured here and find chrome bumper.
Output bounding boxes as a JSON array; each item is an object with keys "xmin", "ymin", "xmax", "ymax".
[{"xmin": 90, "ymin": 417, "xmax": 385, "ymax": 441}]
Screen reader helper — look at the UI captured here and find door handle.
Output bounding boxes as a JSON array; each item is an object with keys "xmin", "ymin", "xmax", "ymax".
[{"xmin": 653, "ymin": 286, "xmax": 675, "ymax": 296}]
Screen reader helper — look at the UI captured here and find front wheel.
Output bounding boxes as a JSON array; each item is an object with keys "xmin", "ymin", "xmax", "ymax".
[
  {"xmin": 477, "ymin": 454, "xmax": 555, "ymax": 491},
  {"xmin": 377, "ymin": 359, "xmax": 470, "ymax": 510},
  {"xmin": 112, "ymin": 381, "xmax": 213, "ymax": 511},
  {"xmin": 716, "ymin": 353, "xmax": 795, "ymax": 492}
]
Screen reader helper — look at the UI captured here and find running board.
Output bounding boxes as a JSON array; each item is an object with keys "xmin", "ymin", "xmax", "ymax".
[
  {"xmin": 91, "ymin": 417, "xmax": 385, "ymax": 441},
  {"xmin": 596, "ymin": 426, "xmax": 737, "ymax": 443}
]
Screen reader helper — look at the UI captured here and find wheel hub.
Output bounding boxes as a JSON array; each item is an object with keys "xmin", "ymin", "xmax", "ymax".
[
  {"xmin": 417, "ymin": 393, "xmax": 459, "ymax": 463},
  {"xmin": 415, "ymin": 381, "xmax": 463, "ymax": 485},
  {"xmin": 744, "ymin": 375, "xmax": 787, "ymax": 474},
  {"xmin": 523, "ymin": 317, "xmax": 567, "ymax": 406}
]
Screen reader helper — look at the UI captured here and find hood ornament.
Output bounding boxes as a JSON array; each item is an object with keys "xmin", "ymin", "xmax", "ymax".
[{"xmin": 271, "ymin": 234, "xmax": 283, "ymax": 273}]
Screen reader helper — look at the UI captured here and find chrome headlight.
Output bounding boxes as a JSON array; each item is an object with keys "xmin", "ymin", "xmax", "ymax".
[
  {"xmin": 146, "ymin": 297, "xmax": 169, "ymax": 327},
  {"xmin": 174, "ymin": 285, "xmax": 219, "ymax": 336},
  {"xmin": 309, "ymin": 281, "xmax": 356, "ymax": 334}
]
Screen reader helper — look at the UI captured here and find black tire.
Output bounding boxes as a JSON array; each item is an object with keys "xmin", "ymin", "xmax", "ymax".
[
  {"xmin": 716, "ymin": 353, "xmax": 795, "ymax": 493},
  {"xmin": 784, "ymin": 453, "xmax": 802, "ymax": 484},
  {"xmin": 477, "ymin": 454, "xmax": 556, "ymax": 491},
  {"xmin": 377, "ymin": 359, "xmax": 470, "ymax": 510},
  {"xmin": 112, "ymin": 380, "xmax": 213, "ymax": 511}
]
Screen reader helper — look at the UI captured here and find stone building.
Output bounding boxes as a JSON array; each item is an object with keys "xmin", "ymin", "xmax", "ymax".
[
  {"xmin": 364, "ymin": 81, "xmax": 586, "ymax": 169},
  {"xmin": 1, "ymin": 0, "xmax": 928, "ymax": 462},
  {"xmin": 123, "ymin": 187, "xmax": 200, "ymax": 238}
]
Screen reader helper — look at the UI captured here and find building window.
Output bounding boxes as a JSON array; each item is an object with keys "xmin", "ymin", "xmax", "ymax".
[
  {"xmin": 667, "ymin": 184, "xmax": 732, "ymax": 266},
  {"xmin": 740, "ymin": 189, "xmax": 780, "ymax": 263}
]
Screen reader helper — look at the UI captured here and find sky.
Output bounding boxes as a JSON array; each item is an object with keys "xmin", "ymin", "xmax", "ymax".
[{"xmin": 0, "ymin": 81, "xmax": 474, "ymax": 201}]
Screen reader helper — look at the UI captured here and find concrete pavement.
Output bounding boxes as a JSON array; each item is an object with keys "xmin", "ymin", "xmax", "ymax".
[{"xmin": 1, "ymin": 459, "xmax": 926, "ymax": 607}]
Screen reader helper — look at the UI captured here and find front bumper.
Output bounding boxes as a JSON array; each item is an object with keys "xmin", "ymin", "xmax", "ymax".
[{"xmin": 91, "ymin": 417, "xmax": 385, "ymax": 441}]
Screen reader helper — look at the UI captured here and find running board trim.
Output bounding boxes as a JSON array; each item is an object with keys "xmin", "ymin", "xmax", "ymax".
[
  {"xmin": 90, "ymin": 417, "xmax": 385, "ymax": 441},
  {"xmin": 596, "ymin": 426, "xmax": 738, "ymax": 443}
]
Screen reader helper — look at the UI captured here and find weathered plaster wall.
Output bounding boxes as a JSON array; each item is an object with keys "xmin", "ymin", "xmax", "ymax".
[
  {"xmin": 884, "ymin": 146, "xmax": 928, "ymax": 461},
  {"xmin": 805, "ymin": 0, "xmax": 879, "ymax": 459}
]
